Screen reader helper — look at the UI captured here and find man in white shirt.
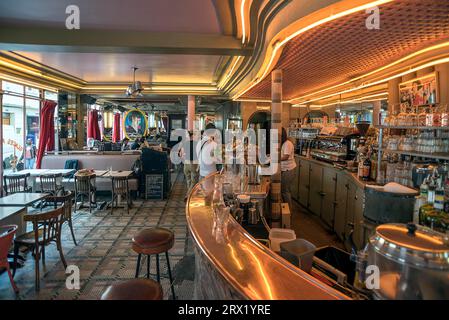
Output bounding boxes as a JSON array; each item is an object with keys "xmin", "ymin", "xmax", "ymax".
[
  {"xmin": 281, "ymin": 128, "xmax": 297, "ymax": 210},
  {"xmin": 197, "ymin": 123, "xmax": 219, "ymax": 180}
]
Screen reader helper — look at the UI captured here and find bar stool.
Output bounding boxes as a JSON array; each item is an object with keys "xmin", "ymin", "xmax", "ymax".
[
  {"xmin": 132, "ymin": 228, "xmax": 176, "ymax": 299},
  {"xmin": 101, "ymin": 279, "xmax": 163, "ymax": 300}
]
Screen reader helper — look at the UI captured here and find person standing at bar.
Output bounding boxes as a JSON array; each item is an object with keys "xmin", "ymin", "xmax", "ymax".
[
  {"xmin": 197, "ymin": 123, "xmax": 219, "ymax": 180},
  {"xmin": 180, "ymin": 131, "xmax": 199, "ymax": 201},
  {"xmin": 280, "ymin": 128, "xmax": 296, "ymax": 211}
]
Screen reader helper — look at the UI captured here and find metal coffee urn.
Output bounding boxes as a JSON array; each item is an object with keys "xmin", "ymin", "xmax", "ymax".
[{"xmin": 364, "ymin": 223, "xmax": 449, "ymax": 300}]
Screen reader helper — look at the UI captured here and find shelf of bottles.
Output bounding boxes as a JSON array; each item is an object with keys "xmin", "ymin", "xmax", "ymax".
[{"xmin": 375, "ymin": 104, "xmax": 449, "ymax": 233}]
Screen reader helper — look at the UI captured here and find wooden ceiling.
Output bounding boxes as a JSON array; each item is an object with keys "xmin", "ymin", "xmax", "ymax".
[{"xmin": 241, "ymin": 0, "xmax": 449, "ymax": 100}]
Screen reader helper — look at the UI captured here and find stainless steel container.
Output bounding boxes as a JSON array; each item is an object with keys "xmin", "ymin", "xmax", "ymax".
[
  {"xmin": 365, "ymin": 223, "xmax": 449, "ymax": 300},
  {"xmin": 248, "ymin": 208, "xmax": 258, "ymax": 225},
  {"xmin": 247, "ymin": 164, "xmax": 260, "ymax": 185}
]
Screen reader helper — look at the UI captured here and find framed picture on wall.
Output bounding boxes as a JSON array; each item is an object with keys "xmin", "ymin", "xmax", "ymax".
[
  {"xmin": 399, "ymin": 72, "xmax": 438, "ymax": 109},
  {"xmin": 123, "ymin": 109, "xmax": 148, "ymax": 140}
]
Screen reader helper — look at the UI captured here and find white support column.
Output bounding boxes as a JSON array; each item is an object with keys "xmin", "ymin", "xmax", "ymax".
[{"xmin": 188, "ymin": 95, "xmax": 195, "ymax": 131}]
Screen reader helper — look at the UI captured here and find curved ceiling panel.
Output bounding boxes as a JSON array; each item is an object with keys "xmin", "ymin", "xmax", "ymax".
[
  {"xmin": 0, "ymin": 0, "xmax": 222, "ymax": 34},
  {"xmin": 241, "ymin": 0, "xmax": 449, "ymax": 100}
]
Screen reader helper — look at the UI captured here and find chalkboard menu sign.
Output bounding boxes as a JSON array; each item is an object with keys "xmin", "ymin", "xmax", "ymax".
[{"xmin": 145, "ymin": 174, "xmax": 164, "ymax": 200}]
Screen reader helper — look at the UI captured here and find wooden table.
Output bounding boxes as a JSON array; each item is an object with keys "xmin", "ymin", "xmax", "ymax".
[
  {"xmin": 0, "ymin": 206, "xmax": 27, "ymax": 235},
  {"xmin": 0, "ymin": 193, "xmax": 49, "ymax": 207}
]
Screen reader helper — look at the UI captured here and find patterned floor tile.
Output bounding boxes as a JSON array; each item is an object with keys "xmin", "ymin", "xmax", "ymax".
[{"xmin": 0, "ymin": 172, "xmax": 195, "ymax": 300}]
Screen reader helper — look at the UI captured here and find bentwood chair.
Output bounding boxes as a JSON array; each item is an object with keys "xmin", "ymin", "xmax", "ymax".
[
  {"xmin": 111, "ymin": 176, "xmax": 131, "ymax": 215},
  {"xmin": 0, "ymin": 225, "xmax": 19, "ymax": 293},
  {"xmin": 3, "ymin": 173, "xmax": 32, "ymax": 195},
  {"xmin": 13, "ymin": 206, "xmax": 67, "ymax": 291},
  {"xmin": 74, "ymin": 174, "xmax": 97, "ymax": 213},
  {"xmin": 46, "ymin": 191, "xmax": 77, "ymax": 246},
  {"xmin": 39, "ymin": 173, "xmax": 64, "ymax": 196}
]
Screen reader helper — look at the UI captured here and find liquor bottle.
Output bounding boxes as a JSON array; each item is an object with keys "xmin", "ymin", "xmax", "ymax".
[
  {"xmin": 370, "ymin": 150, "xmax": 378, "ymax": 181},
  {"xmin": 444, "ymin": 178, "xmax": 449, "ymax": 213},
  {"xmin": 362, "ymin": 154, "xmax": 371, "ymax": 181},
  {"xmin": 358, "ymin": 157, "xmax": 365, "ymax": 179},
  {"xmin": 428, "ymin": 177, "xmax": 436, "ymax": 204},
  {"xmin": 434, "ymin": 179, "xmax": 445, "ymax": 211},
  {"xmin": 420, "ymin": 177, "xmax": 429, "ymax": 198}
]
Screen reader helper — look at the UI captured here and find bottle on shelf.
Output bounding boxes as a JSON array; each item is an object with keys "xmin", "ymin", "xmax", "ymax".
[
  {"xmin": 420, "ymin": 177, "xmax": 429, "ymax": 198},
  {"xmin": 370, "ymin": 149, "xmax": 378, "ymax": 181},
  {"xmin": 427, "ymin": 176, "xmax": 436, "ymax": 205},
  {"xmin": 434, "ymin": 178, "xmax": 445, "ymax": 211},
  {"xmin": 362, "ymin": 152, "xmax": 371, "ymax": 181}
]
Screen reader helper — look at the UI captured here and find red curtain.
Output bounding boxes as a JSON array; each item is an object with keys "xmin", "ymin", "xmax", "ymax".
[
  {"xmin": 112, "ymin": 113, "xmax": 121, "ymax": 143},
  {"xmin": 87, "ymin": 110, "xmax": 101, "ymax": 140},
  {"xmin": 36, "ymin": 100, "xmax": 57, "ymax": 169}
]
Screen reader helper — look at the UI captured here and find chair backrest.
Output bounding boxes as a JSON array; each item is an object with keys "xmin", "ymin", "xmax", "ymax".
[
  {"xmin": 64, "ymin": 160, "xmax": 79, "ymax": 178},
  {"xmin": 24, "ymin": 207, "xmax": 65, "ymax": 245},
  {"xmin": 46, "ymin": 191, "xmax": 73, "ymax": 221},
  {"xmin": 0, "ymin": 225, "xmax": 17, "ymax": 260},
  {"xmin": 3, "ymin": 173, "xmax": 30, "ymax": 195},
  {"xmin": 40, "ymin": 173, "xmax": 62, "ymax": 194},
  {"xmin": 112, "ymin": 176, "xmax": 129, "ymax": 194},
  {"xmin": 75, "ymin": 174, "xmax": 96, "ymax": 193}
]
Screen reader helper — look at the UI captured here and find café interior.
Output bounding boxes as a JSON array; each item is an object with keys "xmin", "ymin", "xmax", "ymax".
[{"xmin": 0, "ymin": 0, "xmax": 449, "ymax": 300}]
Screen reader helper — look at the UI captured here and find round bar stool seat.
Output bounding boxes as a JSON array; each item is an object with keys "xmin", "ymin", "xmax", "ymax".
[
  {"xmin": 132, "ymin": 227, "xmax": 176, "ymax": 299},
  {"xmin": 132, "ymin": 228, "xmax": 174, "ymax": 255},
  {"xmin": 101, "ymin": 279, "xmax": 163, "ymax": 300}
]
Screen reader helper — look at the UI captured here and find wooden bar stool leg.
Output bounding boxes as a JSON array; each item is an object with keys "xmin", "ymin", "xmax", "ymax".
[
  {"xmin": 146, "ymin": 255, "xmax": 151, "ymax": 279},
  {"xmin": 156, "ymin": 254, "xmax": 160, "ymax": 283},
  {"xmin": 135, "ymin": 254, "xmax": 141, "ymax": 278},
  {"xmin": 165, "ymin": 251, "xmax": 176, "ymax": 300}
]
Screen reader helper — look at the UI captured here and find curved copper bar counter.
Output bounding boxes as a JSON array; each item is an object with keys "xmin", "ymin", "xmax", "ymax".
[{"xmin": 186, "ymin": 173, "xmax": 350, "ymax": 300}]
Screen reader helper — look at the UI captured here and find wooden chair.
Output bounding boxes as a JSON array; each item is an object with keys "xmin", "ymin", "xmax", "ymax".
[
  {"xmin": 0, "ymin": 225, "xmax": 19, "ymax": 293},
  {"xmin": 3, "ymin": 173, "xmax": 32, "ymax": 195},
  {"xmin": 111, "ymin": 176, "xmax": 131, "ymax": 215},
  {"xmin": 74, "ymin": 174, "xmax": 96, "ymax": 213},
  {"xmin": 46, "ymin": 191, "xmax": 77, "ymax": 246},
  {"xmin": 39, "ymin": 173, "xmax": 64, "ymax": 196},
  {"xmin": 12, "ymin": 206, "xmax": 67, "ymax": 291}
]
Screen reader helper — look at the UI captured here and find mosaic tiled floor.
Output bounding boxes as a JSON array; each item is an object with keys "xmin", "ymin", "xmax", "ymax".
[{"xmin": 0, "ymin": 172, "xmax": 195, "ymax": 300}]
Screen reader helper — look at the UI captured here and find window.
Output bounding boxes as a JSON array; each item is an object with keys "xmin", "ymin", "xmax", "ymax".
[
  {"xmin": 2, "ymin": 84, "xmax": 24, "ymax": 173},
  {"xmin": 44, "ymin": 90, "xmax": 58, "ymax": 101},
  {"xmin": 2, "ymin": 112, "xmax": 11, "ymax": 125},
  {"xmin": 25, "ymin": 98, "xmax": 40, "ymax": 152}
]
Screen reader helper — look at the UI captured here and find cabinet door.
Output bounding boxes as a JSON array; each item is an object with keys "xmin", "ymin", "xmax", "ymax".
[
  {"xmin": 308, "ymin": 162, "xmax": 323, "ymax": 216},
  {"xmin": 291, "ymin": 156, "xmax": 300, "ymax": 201},
  {"xmin": 334, "ymin": 173, "xmax": 349, "ymax": 240},
  {"xmin": 344, "ymin": 181, "xmax": 357, "ymax": 241},
  {"xmin": 352, "ymin": 186, "xmax": 365, "ymax": 250},
  {"xmin": 321, "ymin": 167, "xmax": 337, "ymax": 227},
  {"xmin": 298, "ymin": 160, "xmax": 310, "ymax": 208}
]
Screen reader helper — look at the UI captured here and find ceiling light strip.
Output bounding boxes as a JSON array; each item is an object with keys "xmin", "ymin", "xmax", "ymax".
[
  {"xmin": 241, "ymin": 0, "xmax": 247, "ymax": 44},
  {"xmin": 288, "ymin": 41, "xmax": 449, "ymax": 103},
  {"xmin": 318, "ymin": 92, "xmax": 388, "ymax": 107},
  {"xmin": 232, "ymin": 0, "xmax": 393, "ymax": 100},
  {"xmin": 0, "ymin": 58, "xmax": 82, "ymax": 89},
  {"xmin": 218, "ymin": 56, "xmax": 243, "ymax": 89},
  {"xmin": 292, "ymin": 57, "xmax": 449, "ymax": 106}
]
